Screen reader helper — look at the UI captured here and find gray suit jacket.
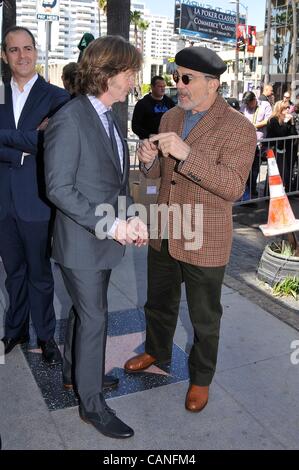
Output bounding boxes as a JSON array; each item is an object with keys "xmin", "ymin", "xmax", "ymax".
[{"xmin": 44, "ymin": 95, "xmax": 132, "ymax": 270}]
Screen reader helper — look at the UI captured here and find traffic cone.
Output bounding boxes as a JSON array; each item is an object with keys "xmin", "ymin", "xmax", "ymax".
[{"xmin": 259, "ymin": 149, "xmax": 299, "ymax": 236}]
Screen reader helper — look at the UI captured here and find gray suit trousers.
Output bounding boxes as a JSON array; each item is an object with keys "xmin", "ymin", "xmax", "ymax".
[{"xmin": 60, "ymin": 265, "xmax": 111, "ymax": 413}]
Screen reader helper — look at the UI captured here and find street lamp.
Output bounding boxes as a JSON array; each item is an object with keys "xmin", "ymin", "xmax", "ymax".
[{"xmin": 230, "ymin": 0, "xmax": 248, "ymax": 98}]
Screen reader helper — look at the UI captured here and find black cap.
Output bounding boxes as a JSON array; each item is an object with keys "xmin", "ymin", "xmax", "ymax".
[{"xmin": 175, "ymin": 46, "xmax": 227, "ymax": 77}]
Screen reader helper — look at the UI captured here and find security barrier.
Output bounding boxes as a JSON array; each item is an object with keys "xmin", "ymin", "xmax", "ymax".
[
  {"xmin": 127, "ymin": 135, "xmax": 299, "ymax": 206},
  {"xmin": 236, "ymin": 135, "xmax": 299, "ymax": 205}
]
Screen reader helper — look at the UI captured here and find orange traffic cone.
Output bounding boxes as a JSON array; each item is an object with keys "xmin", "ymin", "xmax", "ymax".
[{"xmin": 259, "ymin": 149, "xmax": 299, "ymax": 236}]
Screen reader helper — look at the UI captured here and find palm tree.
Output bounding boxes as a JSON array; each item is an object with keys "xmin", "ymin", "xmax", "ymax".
[
  {"xmin": 138, "ymin": 19, "xmax": 149, "ymax": 55},
  {"xmin": 130, "ymin": 10, "xmax": 141, "ymax": 48},
  {"xmin": 107, "ymin": 0, "xmax": 131, "ymax": 136},
  {"xmin": 291, "ymin": 0, "xmax": 297, "ymax": 103},
  {"xmin": 138, "ymin": 19, "xmax": 149, "ymax": 92},
  {"xmin": 1, "ymin": 0, "xmax": 16, "ymax": 82},
  {"xmin": 129, "ymin": 12, "xmax": 149, "ymax": 96},
  {"xmin": 107, "ymin": 0, "xmax": 130, "ymax": 38},
  {"xmin": 98, "ymin": 0, "xmax": 107, "ymax": 37}
]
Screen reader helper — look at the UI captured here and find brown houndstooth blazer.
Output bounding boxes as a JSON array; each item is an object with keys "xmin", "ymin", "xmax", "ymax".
[{"xmin": 143, "ymin": 94, "xmax": 257, "ymax": 267}]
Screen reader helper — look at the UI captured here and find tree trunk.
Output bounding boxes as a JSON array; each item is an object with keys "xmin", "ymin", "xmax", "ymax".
[
  {"xmin": 107, "ymin": 0, "xmax": 131, "ymax": 137},
  {"xmin": 264, "ymin": 0, "xmax": 272, "ymax": 86},
  {"xmin": 291, "ymin": 0, "xmax": 297, "ymax": 103},
  {"xmin": 1, "ymin": 0, "xmax": 16, "ymax": 83},
  {"xmin": 107, "ymin": 0, "xmax": 130, "ymax": 38}
]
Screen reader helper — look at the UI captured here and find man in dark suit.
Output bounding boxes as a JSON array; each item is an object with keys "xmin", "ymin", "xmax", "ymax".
[
  {"xmin": 44, "ymin": 36, "xmax": 147, "ymax": 439},
  {"xmin": 0, "ymin": 27, "xmax": 69, "ymax": 363}
]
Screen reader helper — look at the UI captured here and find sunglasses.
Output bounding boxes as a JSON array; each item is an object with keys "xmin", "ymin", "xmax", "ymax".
[
  {"xmin": 172, "ymin": 71, "xmax": 217, "ymax": 85},
  {"xmin": 284, "ymin": 95, "xmax": 290, "ymax": 99}
]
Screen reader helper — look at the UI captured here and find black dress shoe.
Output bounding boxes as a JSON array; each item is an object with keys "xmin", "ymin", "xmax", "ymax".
[
  {"xmin": 39, "ymin": 338, "xmax": 62, "ymax": 365},
  {"xmin": 63, "ymin": 374, "xmax": 119, "ymax": 391},
  {"xmin": 103, "ymin": 374, "xmax": 119, "ymax": 389},
  {"xmin": 79, "ymin": 404, "xmax": 134, "ymax": 439},
  {"xmin": 2, "ymin": 335, "xmax": 29, "ymax": 354}
]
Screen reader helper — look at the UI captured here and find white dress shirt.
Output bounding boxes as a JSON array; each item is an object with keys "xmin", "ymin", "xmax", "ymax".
[
  {"xmin": 11, "ymin": 73, "xmax": 38, "ymax": 127},
  {"xmin": 11, "ymin": 73, "xmax": 39, "ymax": 165},
  {"xmin": 87, "ymin": 95, "xmax": 125, "ymax": 239},
  {"xmin": 87, "ymin": 95, "xmax": 124, "ymax": 172}
]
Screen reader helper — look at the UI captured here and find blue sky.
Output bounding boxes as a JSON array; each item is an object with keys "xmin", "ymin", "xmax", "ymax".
[{"xmin": 145, "ymin": 0, "xmax": 267, "ymax": 32}]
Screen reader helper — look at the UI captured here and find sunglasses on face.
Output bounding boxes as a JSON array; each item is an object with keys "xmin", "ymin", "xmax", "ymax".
[{"xmin": 172, "ymin": 71, "xmax": 217, "ymax": 85}]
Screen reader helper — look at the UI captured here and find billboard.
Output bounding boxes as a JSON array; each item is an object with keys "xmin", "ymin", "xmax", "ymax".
[
  {"xmin": 247, "ymin": 25, "xmax": 256, "ymax": 53},
  {"xmin": 237, "ymin": 24, "xmax": 246, "ymax": 51},
  {"xmin": 175, "ymin": 2, "xmax": 245, "ymax": 44}
]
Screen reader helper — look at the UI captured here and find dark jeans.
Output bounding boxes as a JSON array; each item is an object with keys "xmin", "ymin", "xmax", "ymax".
[{"xmin": 144, "ymin": 241, "xmax": 226, "ymax": 386}]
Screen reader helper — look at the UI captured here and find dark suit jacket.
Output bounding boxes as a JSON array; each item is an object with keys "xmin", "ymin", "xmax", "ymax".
[
  {"xmin": 44, "ymin": 95, "xmax": 132, "ymax": 270},
  {"xmin": 0, "ymin": 75, "xmax": 70, "ymax": 221}
]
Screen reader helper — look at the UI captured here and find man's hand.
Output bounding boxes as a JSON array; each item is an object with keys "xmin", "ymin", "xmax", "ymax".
[
  {"xmin": 137, "ymin": 138, "xmax": 158, "ymax": 167},
  {"xmin": 114, "ymin": 217, "xmax": 148, "ymax": 246},
  {"xmin": 149, "ymin": 132, "xmax": 191, "ymax": 161},
  {"xmin": 127, "ymin": 216, "xmax": 148, "ymax": 247}
]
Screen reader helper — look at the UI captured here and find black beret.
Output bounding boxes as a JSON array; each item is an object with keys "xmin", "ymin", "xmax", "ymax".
[{"xmin": 175, "ymin": 46, "xmax": 227, "ymax": 76}]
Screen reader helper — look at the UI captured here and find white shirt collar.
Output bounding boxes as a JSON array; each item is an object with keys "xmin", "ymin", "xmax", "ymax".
[
  {"xmin": 11, "ymin": 73, "xmax": 39, "ymax": 93},
  {"xmin": 87, "ymin": 94, "xmax": 112, "ymax": 115}
]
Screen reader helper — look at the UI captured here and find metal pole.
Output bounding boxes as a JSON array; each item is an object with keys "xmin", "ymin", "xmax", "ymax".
[
  {"xmin": 264, "ymin": 0, "xmax": 272, "ymax": 85},
  {"xmin": 45, "ymin": 20, "xmax": 50, "ymax": 82},
  {"xmin": 243, "ymin": 7, "xmax": 248, "ymax": 94},
  {"xmin": 233, "ymin": 0, "xmax": 240, "ymax": 98}
]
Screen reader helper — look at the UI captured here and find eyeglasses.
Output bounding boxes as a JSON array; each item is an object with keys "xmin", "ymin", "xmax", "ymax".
[
  {"xmin": 172, "ymin": 71, "xmax": 217, "ymax": 85},
  {"xmin": 284, "ymin": 95, "xmax": 290, "ymax": 99}
]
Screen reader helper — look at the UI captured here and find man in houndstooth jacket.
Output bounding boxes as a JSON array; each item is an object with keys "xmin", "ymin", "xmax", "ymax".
[{"xmin": 125, "ymin": 46, "xmax": 257, "ymax": 412}]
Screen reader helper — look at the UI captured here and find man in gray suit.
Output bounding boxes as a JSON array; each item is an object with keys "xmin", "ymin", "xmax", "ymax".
[{"xmin": 44, "ymin": 36, "xmax": 147, "ymax": 439}]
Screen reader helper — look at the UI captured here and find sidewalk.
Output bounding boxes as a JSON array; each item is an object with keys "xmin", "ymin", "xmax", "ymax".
[{"xmin": 1, "ymin": 227, "xmax": 299, "ymax": 450}]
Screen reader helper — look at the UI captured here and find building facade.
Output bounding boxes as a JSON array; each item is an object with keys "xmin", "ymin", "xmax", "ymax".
[
  {"xmin": 15, "ymin": 1, "xmax": 176, "ymax": 87},
  {"xmin": 16, "ymin": 0, "xmax": 99, "ymax": 62},
  {"xmin": 100, "ymin": 2, "xmax": 177, "ymax": 84},
  {"xmin": 263, "ymin": 0, "xmax": 299, "ymax": 98},
  {"xmin": 220, "ymin": 31, "xmax": 264, "ymax": 99}
]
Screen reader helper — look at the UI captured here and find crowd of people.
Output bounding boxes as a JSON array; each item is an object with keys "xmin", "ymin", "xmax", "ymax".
[
  {"xmin": 228, "ymin": 84, "xmax": 299, "ymax": 198},
  {"xmin": 0, "ymin": 24, "xmax": 296, "ymax": 442}
]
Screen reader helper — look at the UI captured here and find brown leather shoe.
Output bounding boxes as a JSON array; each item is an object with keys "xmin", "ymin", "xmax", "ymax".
[
  {"xmin": 185, "ymin": 384, "xmax": 209, "ymax": 413},
  {"xmin": 124, "ymin": 353, "xmax": 157, "ymax": 373},
  {"xmin": 63, "ymin": 382, "xmax": 74, "ymax": 391}
]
